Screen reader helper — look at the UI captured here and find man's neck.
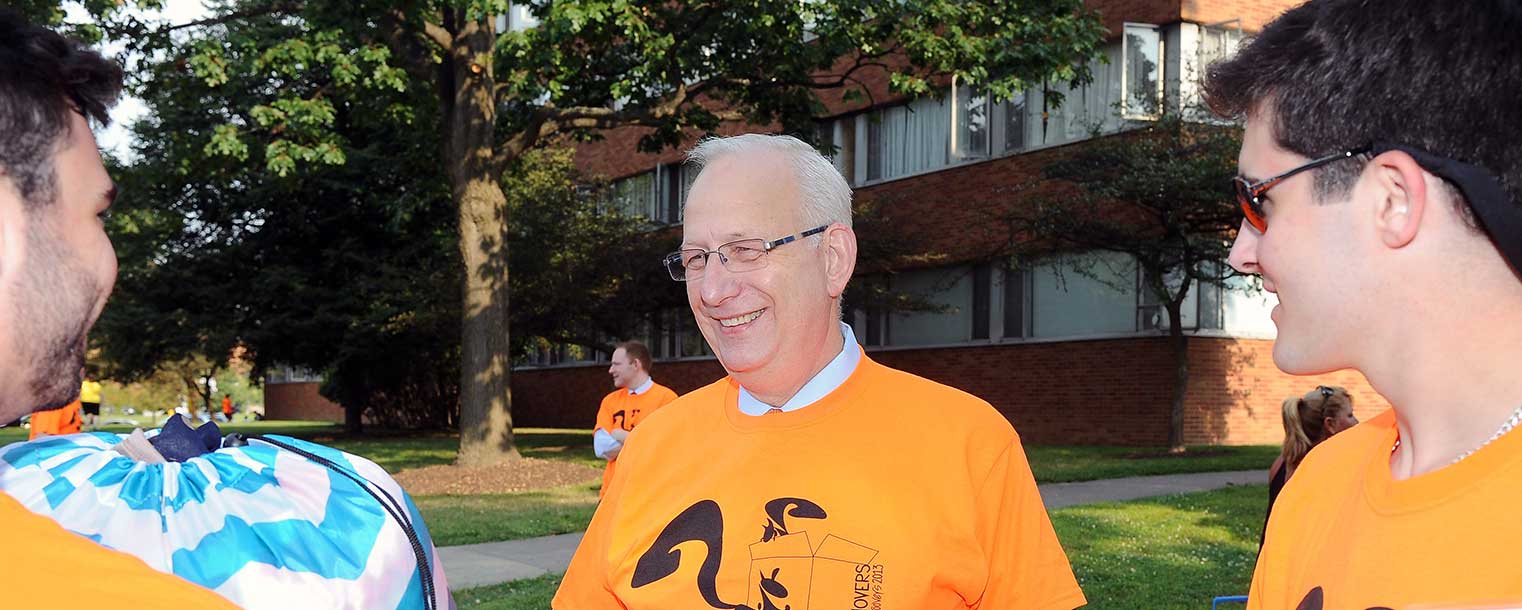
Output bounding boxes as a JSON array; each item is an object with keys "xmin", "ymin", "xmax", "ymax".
[
  {"xmin": 1366, "ymin": 298, "xmax": 1522, "ymax": 479},
  {"xmin": 626, "ymin": 373, "xmax": 652, "ymax": 393},
  {"xmin": 742, "ymin": 323, "xmax": 846, "ymax": 407}
]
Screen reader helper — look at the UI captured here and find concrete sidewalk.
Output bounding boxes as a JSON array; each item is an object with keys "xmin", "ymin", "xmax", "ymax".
[{"xmin": 438, "ymin": 468, "xmax": 1266, "ymax": 591}]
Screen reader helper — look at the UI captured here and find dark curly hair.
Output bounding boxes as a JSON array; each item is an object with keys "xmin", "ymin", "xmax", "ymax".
[
  {"xmin": 1203, "ymin": 0, "xmax": 1522, "ymax": 222},
  {"xmin": 0, "ymin": 8, "xmax": 123, "ymax": 209}
]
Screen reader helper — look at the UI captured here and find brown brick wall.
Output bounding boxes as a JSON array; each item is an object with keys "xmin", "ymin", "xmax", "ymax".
[
  {"xmin": 512, "ymin": 360, "xmax": 728, "ymax": 429},
  {"xmin": 1089, "ymin": 0, "xmax": 1185, "ymax": 36},
  {"xmin": 511, "ymin": 335, "xmax": 1387, "ymax": 446},
  {"xmin": 263, "ymin": 382, "xmax": 345, "ymax": 422},
  {"xmin": 1182, "ymin": 337, "xmax": 1388, "ymax": 444},
  {"xmin": 1181, "ymin": 0, "xmax": 1293, "ymax": 32}
]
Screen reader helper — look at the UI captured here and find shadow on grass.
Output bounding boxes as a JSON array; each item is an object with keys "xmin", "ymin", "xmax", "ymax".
[{"xmin": 415, "ymin": 482, "xmax": 599, "ymax": 546}]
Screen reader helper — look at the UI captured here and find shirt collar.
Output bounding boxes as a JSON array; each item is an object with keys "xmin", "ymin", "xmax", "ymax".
[
  {"xmin": 629, "ymin": 376, "xmax": 654, "ymax": 395},
  {"xmin": 737, "ymin": 322, "xmax": 862, "ymax": 416}
]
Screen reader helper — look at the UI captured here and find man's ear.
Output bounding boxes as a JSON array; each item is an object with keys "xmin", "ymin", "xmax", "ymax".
[
  {"xmin": 1367, "ymin": 150, "xmax": 1431, "ymax": 250},
  {"xmin": 823, "ymin": 223, "xmax": 857, "ymax": 299}
]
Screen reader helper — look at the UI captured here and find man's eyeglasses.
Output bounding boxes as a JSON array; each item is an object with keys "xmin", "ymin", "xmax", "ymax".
[
  {"xmin": 1234, "ymin": 147, "xmax": 1370, "ymax": 234},
  {"xmin": 663, "ymin": 225, "xmax": 829, "ymax": 281}
]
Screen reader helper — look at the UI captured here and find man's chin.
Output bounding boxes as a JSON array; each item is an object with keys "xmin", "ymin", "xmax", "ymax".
[{"xmin": 1271, "ymin": 343, "xmax": 1348, "ymax": 377}]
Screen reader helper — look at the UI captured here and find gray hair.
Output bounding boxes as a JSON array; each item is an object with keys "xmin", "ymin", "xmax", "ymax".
[{"xmin": 684, "ymin": 133, "xmax": 852, "ymax": 230}]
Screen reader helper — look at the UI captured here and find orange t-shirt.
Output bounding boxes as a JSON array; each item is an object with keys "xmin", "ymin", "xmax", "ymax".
[
  {"xmin": 222, "ymin": 397, "xmax": 233, "ymax": 416},
  {"xmin": 28, "ymin": 400, "xmax": 83, "ymax": 440},
  {"xmin": 1251, "ymin": 408, "xmax": 1522, "ymax": 609},
  {"xmin": 594, "ymin": 381, "xmax": 678, "ymax": 497},
  {"xmin": 0, "ymin": 493, "xmax": 240, "ymax": 608},
  {"xmin": 556, "ymin": 356, "xmax": 1083, "ymax": 610}
]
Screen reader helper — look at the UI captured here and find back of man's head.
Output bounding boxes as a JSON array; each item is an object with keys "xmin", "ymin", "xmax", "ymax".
[
  {"xmin": 1204, "ymin": 0, "xmax": 1522, "ymax": 221},
  {"xmin": 0, "ymin": 8, "xmax": 122, "ymax": 209},
  {"xmin": 616, "ymin": 341, "xmax": 653, "ymax": 374}
]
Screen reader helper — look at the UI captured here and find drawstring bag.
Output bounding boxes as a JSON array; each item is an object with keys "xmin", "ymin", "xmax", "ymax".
[{"xmin": 0, "ymin": 422, "xmax": 451, "ymax": 610}]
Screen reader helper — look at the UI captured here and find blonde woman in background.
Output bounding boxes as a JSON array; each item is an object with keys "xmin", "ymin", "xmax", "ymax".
[{"xmin": 1261, "ymin": 385, "xmax": 1359, "ymax": 548}]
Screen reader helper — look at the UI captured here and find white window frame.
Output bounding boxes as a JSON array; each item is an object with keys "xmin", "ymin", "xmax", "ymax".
[{"xmin": 1122, "ymin": 23, "xmax": 1166, "ymax": 120}]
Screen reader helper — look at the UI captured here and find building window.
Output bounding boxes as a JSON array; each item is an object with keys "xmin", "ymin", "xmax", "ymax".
[
  {"xmin": 515, "ymin": 342, "xmax": 608, "ymax": 368},
  {"xmin": 865, "ymin": 113, "xmax": 883, "ymax": 182},
  {"xmin": 817, "ymin": 118, "xmax": 856, "ymax": 185},
  {"xmin": 609, "ymin": 171, "xmax": 656, "ymax": 220},
  {"xmin": 495, "ymin": 3, "xmax": 540, "ymax": 33},
  {"xmin": 265, "ymin": 365, "xmax": 323, "ymax": 384},
  {"xmin": 655, "ymin": 162, "xmax": 693, "ymax": 224},
  {"xmin": 1123, "ymin": 23, "xmax": 1164, "ymax": 118},
  {"xmin": 647, "ymin": 309, "xmax": 712, "ymax": 360},
  {"xmin": 1002, "ymin": 94, "xmax": 1029, "ymax": 154},
  {"xmin": 972, "ymin": 263, "xmax": 992, "ymax": 340},
  {"xmin": 1002, "ymin": 265, "xmax": 1030, "ymax": 339},
  {"xmin": 1197, "ymin": 22, "xmax": 1244, "ymax": 79},
  {"xmin": 952, "ymin": 82, "xmax": 991, "ymax": 161},
  {"xmin": 1137, "ymin": 267, "xmax": 1219, "ymax": 331},
  {"xmin": 861, "ymin": 95, "xmax": 951, "ymax": 183},
  {"xmin": 1031, "ymin": 252, "xmax": 1138, "ymax": 338},
  {"xmin": 887, "ymin": 266, "xmax": 973, "ymax": 346}
]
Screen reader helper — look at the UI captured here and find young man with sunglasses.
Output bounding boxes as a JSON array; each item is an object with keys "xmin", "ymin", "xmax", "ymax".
[
  {"xmin": 1206, "ymin": 0, "xmax": 1522, "ymax": 607},
  {"xmin": 555, "ymin": 134, "xmax": 1083, "ymax": 609}
]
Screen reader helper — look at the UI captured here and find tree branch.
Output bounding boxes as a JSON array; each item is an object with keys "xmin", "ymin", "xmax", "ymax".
[
  {"xmin": 376, "ymin": 11, "xmax": 441, "ymax": 87},
  {"xmin": 161, "ymin": 1, "xmax": 303, "ymax": 33}
]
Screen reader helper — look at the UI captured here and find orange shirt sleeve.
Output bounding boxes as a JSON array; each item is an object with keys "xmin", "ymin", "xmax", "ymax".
[
  {"xmin": 595, "ymin": 392, "xmax": 617, "ymax": 433},
  {"xmin": 973, "ymin": 437, "xmax": 1086, "ymax": 610},
  {"xmin": 557, "ymin": 422, "xmax": 640, "ymax": 610}
]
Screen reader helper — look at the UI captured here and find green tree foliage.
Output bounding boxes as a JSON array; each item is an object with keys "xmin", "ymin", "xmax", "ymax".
[
  {"xmin": 1001, "ymin": 112, "xmax": 1245, "ymax": 450},
  {"xmin": 72, "ymin": 0, "xmax": 1107, "ymax": 464}
]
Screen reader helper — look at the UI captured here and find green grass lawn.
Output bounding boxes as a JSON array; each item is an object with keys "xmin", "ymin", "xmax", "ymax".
[
  {"xmin": 4, "ymin": 421, "xmax": 1273, "ymax": 483},
  {"xmin": 456, "ymin": 574, "xmax": 561, "ymax": 610},
  {"xmin": 450, "ymin": 484, "xmax": 1268, "ymax": 610},
  {"xmin": 1027, "ymin": 445, "xmax": 1277, "ymax": 483},
  {"xmin": 1053, "ymin": 483, "xmax": 1264, "ymax": 610},
  {"xmin": 416, "ymin": 482, "xmax": 600, "ymax": 546}
]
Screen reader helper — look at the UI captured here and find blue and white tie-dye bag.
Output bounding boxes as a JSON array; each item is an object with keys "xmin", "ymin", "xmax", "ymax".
[{"xmin": 0, "ymin": 430, "xmax": 451, "ymax": 610}]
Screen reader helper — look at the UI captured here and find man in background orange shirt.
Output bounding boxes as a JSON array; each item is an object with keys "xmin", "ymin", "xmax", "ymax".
[
  {"xmin": 28, "ymin": 398, "xmax": 82, "ymax": 440},
  {"xmin": 592, "ymin": 341, "xmax": 677, "ymax": 498},
  {"xmin": 0, "ymin": 9, "xmax": 238, "ymax": 608},
  {"xmin": 1207, "ymin": 1, "xmax": 1522, "ymax": 607}
]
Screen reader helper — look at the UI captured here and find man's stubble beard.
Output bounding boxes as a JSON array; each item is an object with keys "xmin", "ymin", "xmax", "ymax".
[{"xmin": 14, "ymin": 219, "xmax": 99, "ymax": 414}]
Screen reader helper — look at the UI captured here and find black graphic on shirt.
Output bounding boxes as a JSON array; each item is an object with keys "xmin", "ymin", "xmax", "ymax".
[
  {"xmin": 612, "ymin": 410, "xmax": 628, "ymax": 431},
  {"xmin": 631, "ymin": 500, "xmax": 740, "ymax": 608},
  {"xmin": 1294, "ymin": 586, "xmax": 1393, "ymax": 610},
  {"xmin": 632, "ymin": 497, "xmax": 881, "ymax": 610},
  {"xmin": 761, "ymin": 497, "xmax": 827, "ymax": 542},
  {"xmin": 757, "ymin": 568, "xmax": 790, "ymax": 610}
]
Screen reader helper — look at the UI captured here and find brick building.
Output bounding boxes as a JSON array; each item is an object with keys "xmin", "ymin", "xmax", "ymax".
[
  {"xmin": 511, "ymin": 0, "xmax": 1390, "ymax": 445},
  {"xmin": 262, "ymin": 365, "xmax": 345, "ymax": 422}
]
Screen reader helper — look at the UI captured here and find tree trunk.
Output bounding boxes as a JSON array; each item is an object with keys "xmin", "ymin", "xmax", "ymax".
[
  {"xmin": 345, "ymin": 404, "xmax": 364, "ymax": 435},
  {"xmin": 1166, "ymin": 300, "xmax": 1190, "ymax": 452},
  {"xmin": 446, "ymin": 19, "xmax": 519, "ymax": 466}
]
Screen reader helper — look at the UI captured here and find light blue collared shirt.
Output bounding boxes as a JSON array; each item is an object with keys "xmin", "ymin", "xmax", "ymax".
[
  {"xmin": 628, "ymin": 376, "xmax": 654, "ymax": 396},
  {"xmin": 737, "ymin": 322, "xmax": 862, "ymax": 416}
]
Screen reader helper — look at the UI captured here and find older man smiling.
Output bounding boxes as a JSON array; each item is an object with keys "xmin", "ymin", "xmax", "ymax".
[{"xmin": 555, "ymin": 134, "xmax": 1083, "ymax": 610}]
